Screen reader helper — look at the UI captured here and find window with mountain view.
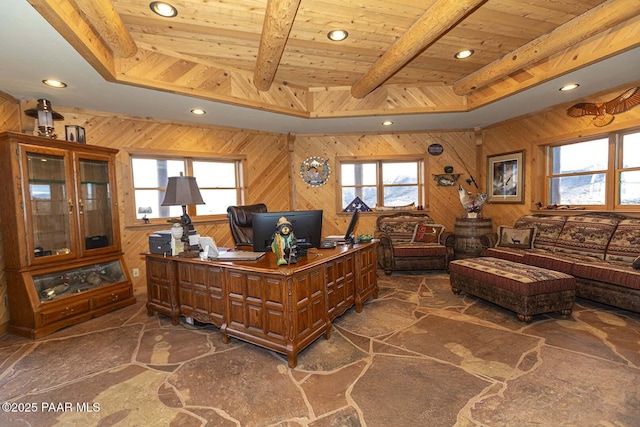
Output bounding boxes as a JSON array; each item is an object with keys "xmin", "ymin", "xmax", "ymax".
[
  {"xmin": 544, "ymin": 129, "xmax": 639, "ymax": 208},
  {"xmin": 339, "ymin": 158, "xmax": 425, "ymax": 210},
  {"xmin": 620, "ymin": 131, "xmax": 640, "ymax": 205}
]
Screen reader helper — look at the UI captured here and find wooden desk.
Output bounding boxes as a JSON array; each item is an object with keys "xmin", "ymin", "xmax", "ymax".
[{"xmin": 145, "ymin": 243, "xmax": 377, "ymax": 367}]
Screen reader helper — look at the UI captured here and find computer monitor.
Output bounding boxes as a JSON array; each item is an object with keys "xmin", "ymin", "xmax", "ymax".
[
  {"xmin": 252, "ymin": 210, "xmax": 323, "ymax": 252},
  {"xmin": 344, "ymin": 209, "xmax": 360, "ymax": 243}
]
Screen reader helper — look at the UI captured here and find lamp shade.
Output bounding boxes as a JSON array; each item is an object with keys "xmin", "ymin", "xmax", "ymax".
[{"xmin": 161, "ymin": 176, "xmax": 205, "ymax": 206}]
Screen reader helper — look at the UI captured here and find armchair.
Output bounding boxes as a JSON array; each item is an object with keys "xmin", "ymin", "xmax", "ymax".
[
  {"xmin": 375, "ymin": 211, "xmax": 455, "ymax": 274},
  {"xmin": 227, "ymin": 203, "xmax": 267, "ymax": 249}
]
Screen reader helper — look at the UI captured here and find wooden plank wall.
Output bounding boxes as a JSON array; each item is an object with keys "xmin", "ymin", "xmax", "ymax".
[{"xmin": 292, "ymin": 131, "xmax": 477, "ymax": 237}]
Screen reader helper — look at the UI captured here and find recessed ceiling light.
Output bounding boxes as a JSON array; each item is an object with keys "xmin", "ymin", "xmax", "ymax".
[
  {"xmin": 382, "ymin": 120, "xmax": 393, "ymax": 126},
  {"xmin": 191, "ymin": 108, "xmax": 206, "ymax": 115},
  {"xmin": 42, "ymin": 79, "xmax": 67, "ymax": 88},
  {"xmin": 150, "ymin": 1, "xmax": 178, "ymax": 18},
  {"xmin": 327, "ymin": 30, "xmax": 348, "ymax": 41},
  {"xmin": 454, "ymin": 49, "xmax": 474, "ymax": 59},
  {"xmin": 559, "ymin": 83, "xmax": 580, "ymax": 91}
]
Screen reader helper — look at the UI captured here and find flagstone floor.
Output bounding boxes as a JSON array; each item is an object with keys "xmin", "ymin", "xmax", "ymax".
[{"xmin": 1, "ymin": 271, "xmax": 639, "ymax": 426}]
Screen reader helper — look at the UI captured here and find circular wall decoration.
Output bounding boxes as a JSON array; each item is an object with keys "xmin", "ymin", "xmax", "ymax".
[
  {"xmin": 428, "ymin": 143, "xmax": 444, "ymax": 156},
  {"xmin": 300, "ymin": 156, "xmax": 330, "ymax": 187}
]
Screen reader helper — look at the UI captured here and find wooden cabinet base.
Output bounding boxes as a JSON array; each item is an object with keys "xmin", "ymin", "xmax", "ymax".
[
  {"xmin": 146, "ymin": 243, "xmax": 378, "ymax": 367},
  {"xmin": 9, "ymin": 289, "xmax": 135, "ymax": 339}
]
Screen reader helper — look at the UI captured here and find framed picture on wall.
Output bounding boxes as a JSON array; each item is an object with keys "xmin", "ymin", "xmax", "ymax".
[{"xmin": 487, "ymin": 150, "xmax": 524, "ymax": 203}]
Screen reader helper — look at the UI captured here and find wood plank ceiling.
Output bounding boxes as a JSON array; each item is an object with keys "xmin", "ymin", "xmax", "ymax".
[{"xmin": 28, "ymin": 0, "xmax": 640, "ymax": 119}]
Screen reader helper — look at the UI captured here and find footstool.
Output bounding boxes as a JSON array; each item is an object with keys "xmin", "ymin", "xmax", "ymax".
[{"xmin": 449, "ymin": 257, "xmax": 576, "ymax": 322}]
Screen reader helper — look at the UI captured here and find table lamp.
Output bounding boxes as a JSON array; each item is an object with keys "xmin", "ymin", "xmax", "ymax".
[
  {"xmin": 161, "ymin": 174, "xmax": 205, "ymax": 257},
  {"xmin": 138, "ymin": 206, "xmax": 152, "ymax": 224}
]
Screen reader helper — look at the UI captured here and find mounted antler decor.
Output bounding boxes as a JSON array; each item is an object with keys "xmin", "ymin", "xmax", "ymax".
[{"xmin": 567, "ymin": 86, "xmax": 640, "ymax": 127}]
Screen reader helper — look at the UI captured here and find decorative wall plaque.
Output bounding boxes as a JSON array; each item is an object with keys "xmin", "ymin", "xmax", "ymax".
[
  {"xmin": 427, "ymin": 143, "xmax": 444, "ymax": 155},
  {"xmin": 300, "ymin": 156, "xmax": 330, "ymax": 187}
]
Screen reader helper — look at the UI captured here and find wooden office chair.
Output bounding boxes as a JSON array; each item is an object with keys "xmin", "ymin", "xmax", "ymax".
[{"xmin": 226, "ymin": 203, "xmax": 267, "ymax": 249}]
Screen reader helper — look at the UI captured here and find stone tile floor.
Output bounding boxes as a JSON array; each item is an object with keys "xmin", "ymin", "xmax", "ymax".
[{"xmin": 0, "ymin": 271, "xmax": 639, "ymax": 426}]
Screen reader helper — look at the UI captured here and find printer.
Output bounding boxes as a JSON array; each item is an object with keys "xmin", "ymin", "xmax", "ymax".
[
  {"xmin": 148, "ymin": 230, "xmax": 173, "ymax": 255},
  {"xmin": 148, "ymin": 229, "xmax": 199, "ymax": 255}
]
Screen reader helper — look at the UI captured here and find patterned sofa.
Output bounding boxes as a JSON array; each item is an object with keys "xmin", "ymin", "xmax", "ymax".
[
  {"xmin": 480, "ymin": 213, "xmax": 640, "ymax": 312},
  {"xmin": 375, "ymin": 211, "xmax": 455, "ymax": 274}
]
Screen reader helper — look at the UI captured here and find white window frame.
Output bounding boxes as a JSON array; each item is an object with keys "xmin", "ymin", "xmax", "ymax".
[
  {"xmin": 125, "ymin": 149, "xmax": 246, "ymax": 226},
  {"xmin": 336, "ymin": 155, "xmax": 427, "ymax": 211},
  {"xmin": 542, "ymin": 128, "xmax": 640, "ymax": 211}
]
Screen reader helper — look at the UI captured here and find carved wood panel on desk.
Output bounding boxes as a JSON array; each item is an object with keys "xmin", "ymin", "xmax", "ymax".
[
  {"xmin": 355, "ymin": 243, "xmax": 379, "ymax": 310},
  {"xmin": 146, "ymin": 255, "xmax": 178, "ymax": 325},
  {"xmin": 325, "ymin": 252, "xmax": 355, "ymax": 320},
  {"xmin": 177, "ymin": 262, "xmax": 224, "ymax": 327},
  {"xmin": 223, "ymin": 265, "xmax": 327, "ymax": 366}
]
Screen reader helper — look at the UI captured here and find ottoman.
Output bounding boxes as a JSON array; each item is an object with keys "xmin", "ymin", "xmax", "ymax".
[{"xmin": 449, "ymin": 257, "xmax": 576, "ymax": 322}]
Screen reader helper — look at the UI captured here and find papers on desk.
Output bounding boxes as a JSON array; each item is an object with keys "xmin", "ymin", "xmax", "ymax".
[
  {"xmin": 199, "ymin": 236, "xmax": 264, "ymax": 260},
  {"xmin": 212, "ymin": 251, "xmax": 265, "ymax": 261},
  {"xmin": 199, "ymin": 236, "xmax": 218, "ymax": 256}
]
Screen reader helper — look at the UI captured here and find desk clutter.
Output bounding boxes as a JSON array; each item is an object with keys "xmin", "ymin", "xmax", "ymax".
[{"xmin": 148, "ymin": 231, "xmax": 265, "ymax": 260}]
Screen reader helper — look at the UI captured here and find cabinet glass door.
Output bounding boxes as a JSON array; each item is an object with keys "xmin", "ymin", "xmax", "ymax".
[
  {"xmin": 78, "ymin": 157, "xmax": 116, "ymax": 253},
  {"xmin": 33, "ymin": 259, "xmax": 126, "ymax": 302},
  {"xmin": 26, "ymin": 150, "xmax": 76, "ymax": 261}
]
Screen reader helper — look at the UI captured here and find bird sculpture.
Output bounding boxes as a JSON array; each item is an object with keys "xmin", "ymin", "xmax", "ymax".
[
  {"xmin": 567, "ymin": 86, "xmax": 640, "ymax": 127},
  {"xmin": 458, "ymin": 185, "xmax": 488, "ymax": 216}
]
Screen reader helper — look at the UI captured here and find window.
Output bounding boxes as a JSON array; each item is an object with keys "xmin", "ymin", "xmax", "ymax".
[
  {"xmin": 620, "ymin": 131, "xmax": 640, "ymax": 205},
  {"xmin": 131, "ymin": 154, "xmax": 244, "ymax": 222},
  {"xmin": 339, "ymin": 157, "xmax": 425, "ymax": 209},
  {"xmin": 543, "ymin": 129, "xmax": 640, "ymax": 209}
]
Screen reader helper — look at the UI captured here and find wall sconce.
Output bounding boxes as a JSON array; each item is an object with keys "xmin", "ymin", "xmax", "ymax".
[
  {"xmin": 138, "ymin": 206, "xmax": 152, "ymax": 224},
  {"xmin": 161, "ymin": 174, "xmax": 205, "ymax": 257},
  {"xmin": 24, "ymin": 99, "xmax": 64, "ymax": 138}
]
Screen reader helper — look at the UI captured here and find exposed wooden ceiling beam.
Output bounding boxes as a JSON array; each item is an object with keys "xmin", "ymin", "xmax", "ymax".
[
  {"xmin": 253, "ymin": 0, "xmax": 302, "ymax": 91},
  {"xmin": 453, "ymin": 0, "xmax": 639, "ymax": 96},
  {"xmin": 350, "ymin": 0, "xmax": 485, "ymax": 99},
  {"xmin": 27, "ymin": 0, "xmax": 116, "ymax": 79},
  {"xmin": 74, "ymin": 0, "xmax": 137, "ymax": 58}
]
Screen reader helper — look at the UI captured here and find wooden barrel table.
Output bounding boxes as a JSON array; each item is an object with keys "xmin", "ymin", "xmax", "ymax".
[{"xmin": 453, "ymin": 217, "xmax": 493, "ymax": 259}]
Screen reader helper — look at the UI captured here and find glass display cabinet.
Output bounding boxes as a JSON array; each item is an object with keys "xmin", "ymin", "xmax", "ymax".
[{"xmin": 0, "ymin": 132, "xmax": 135, "ymax": 339}]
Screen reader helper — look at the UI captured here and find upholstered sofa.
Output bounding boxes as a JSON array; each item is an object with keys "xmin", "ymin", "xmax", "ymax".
[
  {"xmin": 375, "ymin": 211, "xmax": 455, "ymax": 274},
  {"xmin": 480, "ymin": 212, "xmax": 640, "ymax": 312}
]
